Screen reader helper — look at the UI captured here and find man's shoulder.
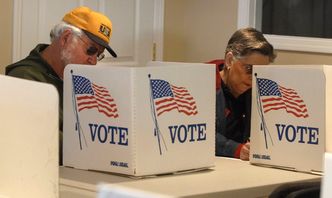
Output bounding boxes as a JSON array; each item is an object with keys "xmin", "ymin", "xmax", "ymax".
[
  {"xmin": 6, "ymin": 44, "xmax": 49, "ymax": 76},
  {"xmin": 6, "ymin": 62, "xmax": 48, "ymax": 81}
]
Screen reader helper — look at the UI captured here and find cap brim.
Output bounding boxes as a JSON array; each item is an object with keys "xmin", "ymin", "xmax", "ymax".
[{"xmin": 83, "ymin": 30, "xmax": 117, "ymax": 58}]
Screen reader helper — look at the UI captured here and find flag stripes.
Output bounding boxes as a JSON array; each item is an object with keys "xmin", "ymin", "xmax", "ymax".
[
  {"xmin": 73, "ymin": 75, "xmax": 118, "ymax": 118},
  {"xmin": 151, "ymin": 79, "xmax": 198, "ymax": 116},
  {"xmin": 257, "ymin": 78, "xmax": 308, "ymax": 118}
]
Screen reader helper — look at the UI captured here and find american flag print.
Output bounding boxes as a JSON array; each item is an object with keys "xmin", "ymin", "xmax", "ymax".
[
  {"xmin": 257, "ymin": 78, "xmax": 309, "ymax": 118},
  {"xmin": 72, "ymin": 75, "xmax": 119, "ymax": 118},
  {"xmin": 150, "ymin": 79, "xmax": 198, "ymax": 116}
]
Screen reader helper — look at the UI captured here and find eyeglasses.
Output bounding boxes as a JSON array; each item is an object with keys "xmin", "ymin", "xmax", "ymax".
[
  {"xmin": 77, "ymin": 36, "xmax": 105, "ymax": 61},
  {"xmin": 233, "ymin": 56, "xmax": 253, "ymax": 74},
  {"xmin": 242, "ymin": 63, "xmax": 253, "ymax": 74}
]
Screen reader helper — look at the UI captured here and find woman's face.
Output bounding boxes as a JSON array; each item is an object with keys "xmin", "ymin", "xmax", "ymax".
[{"xmin": 226, "ymin": 52, "xmax": 270, "ymax": 97}]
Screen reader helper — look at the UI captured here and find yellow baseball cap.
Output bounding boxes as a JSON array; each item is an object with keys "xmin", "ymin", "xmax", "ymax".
[{"xmin": 63, "ymin": 6, "xmax": 117, "ymax": 57}]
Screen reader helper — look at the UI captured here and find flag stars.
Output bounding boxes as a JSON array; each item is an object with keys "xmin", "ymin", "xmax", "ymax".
[
  {"xmin": 257, "ymin": 79, "xmax": 282, "ymax": 97},
  {"xmin": 73, "ymin": 76, "xmax": 94, "ymax": 95},
  {"xmin": 151, "ymin": 80, "xmax": 174, "ymax": 99}
]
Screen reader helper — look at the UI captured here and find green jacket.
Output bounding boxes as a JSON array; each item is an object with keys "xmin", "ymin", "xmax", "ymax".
[{"xmin": 6, "ymin": 44, "xmax": 63, "ymax": 164}]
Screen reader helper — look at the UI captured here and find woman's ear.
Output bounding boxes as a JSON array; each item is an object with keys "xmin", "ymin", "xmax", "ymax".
[{"xmin": 225, "ymin": 52, "xmax": 234, "ymax": 70}]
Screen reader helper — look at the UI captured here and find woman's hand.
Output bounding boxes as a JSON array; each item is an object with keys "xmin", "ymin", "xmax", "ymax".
[{"xmin": 240, "ymin": 142, "xmax": 250, "ymax": 161}]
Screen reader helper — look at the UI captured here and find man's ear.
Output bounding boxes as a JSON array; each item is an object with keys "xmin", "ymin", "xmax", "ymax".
[
  {"xmin": 59, "ymin": 29, "xmax": 72, "ymax": 46},
  {"xmin": 225, "ymin": 52, "xmax": 234, "ymax": 69}
]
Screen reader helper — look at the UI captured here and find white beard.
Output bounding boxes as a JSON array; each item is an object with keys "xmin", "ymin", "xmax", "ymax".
[{"xmin": 60, "ymin": 38, "xmax": 78, "ymax": 66}]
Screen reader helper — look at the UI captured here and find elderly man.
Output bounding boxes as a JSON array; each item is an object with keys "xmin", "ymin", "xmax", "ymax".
[{"xmin": 6, "ymin": 6, "xmax": 117, "ymax": 164}]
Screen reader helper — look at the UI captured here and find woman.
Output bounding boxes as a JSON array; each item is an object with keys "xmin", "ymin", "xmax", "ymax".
[{"xmin": 216, "ymin": 27, "xmax": 276, "ymax": 160}]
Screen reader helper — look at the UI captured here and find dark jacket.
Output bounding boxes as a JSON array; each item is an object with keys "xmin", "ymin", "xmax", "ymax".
[{"xmin": 215, "ymin": 80, "xmax": 251, "ymax": 158}]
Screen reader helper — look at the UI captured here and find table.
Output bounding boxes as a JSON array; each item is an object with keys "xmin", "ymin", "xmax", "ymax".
[{"xmin": 60, "ymin": 157, "xmax": 321, "ymax": 198}]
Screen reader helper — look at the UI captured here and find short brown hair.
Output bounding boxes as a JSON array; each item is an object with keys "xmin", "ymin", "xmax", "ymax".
[{"xmin": 225, "ymin": 27, "xmax": 276, "ymax": 62}]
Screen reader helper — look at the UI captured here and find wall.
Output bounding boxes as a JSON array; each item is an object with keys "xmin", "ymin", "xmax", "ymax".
[
  {"xmin": 274, "ymin": 50, "xmax": 332, "ymax": 65},
  {"xmin": 163, "ymin": 0, "xmax": 332, "ymax": 66},
  {"xmin": 163, "ymin": 0, "xmax": 238, "ymax": 63},
  {"xmin": 0, "ymin": 0, "xmax": 13, "ymax": 74},
  {"xmin": 2, "ymin": 1, "xmax": 332, "ymax": 75}
]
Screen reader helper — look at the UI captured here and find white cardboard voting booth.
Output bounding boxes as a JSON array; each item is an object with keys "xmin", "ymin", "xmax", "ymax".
[
  {"xmin": 63, "ymin": 62, "xmax": 215, "ymax": 176},
  {"xmin": 321, "ymin": 152, "xmax": 332, "ymax": 198},
  {"xmin": 0, "ymin": 75, "xmax": 59, "ymax": 198},
  {"xmin": 250, "ymin": 65, "xmax": 332, "ymax": 174},
  {"xmin": 97, "ymin": 184, "xmax": 173, "ymax": 198}
]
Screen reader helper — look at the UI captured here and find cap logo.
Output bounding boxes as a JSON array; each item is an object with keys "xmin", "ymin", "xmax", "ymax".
[{"xmin": 99, "ymin": 24, "xmax": 111, "ymax": 38}]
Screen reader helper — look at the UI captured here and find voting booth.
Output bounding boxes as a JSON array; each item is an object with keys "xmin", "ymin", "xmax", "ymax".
[
  {"xmin": 97, "ymin": 183, "xmax": 172, "ymax": 198},
  {"xmin": 250, "ymin": 65, "xmax": 332, "ymax": 174},
  {"xmin": 63, "ymin": 61, "xmax": 215, "ymax": 176},
  {"xmin": 0, "ymin": 75, "xmax": 59, "ymax": 198},
  {"xmin": 321, "ymin": 153, "xmax": 332, "ymax": 197}
]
